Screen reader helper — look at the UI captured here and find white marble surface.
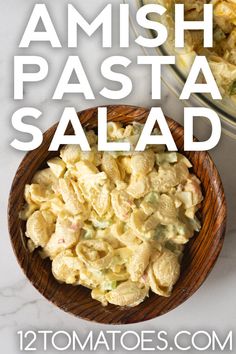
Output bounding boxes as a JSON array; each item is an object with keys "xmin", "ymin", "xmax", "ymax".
[{"xmin": 0, "ymin": 0, "xmax": 236, "ymax": 353}]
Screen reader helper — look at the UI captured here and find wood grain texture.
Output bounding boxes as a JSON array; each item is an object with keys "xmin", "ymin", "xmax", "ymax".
[{"xmin": 8, "ymin": 105, "xmax": 227, "ymax": 324}]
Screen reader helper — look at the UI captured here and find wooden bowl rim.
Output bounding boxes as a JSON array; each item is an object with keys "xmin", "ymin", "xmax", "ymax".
[{"xmin": 8, "ymin": 105, "xmax": 227, "ymax": 324}]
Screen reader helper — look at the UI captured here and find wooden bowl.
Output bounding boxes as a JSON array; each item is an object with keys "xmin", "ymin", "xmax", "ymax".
[{"xmin": 8, "ymin": 105, "xmax": 227, "ymax": 324}]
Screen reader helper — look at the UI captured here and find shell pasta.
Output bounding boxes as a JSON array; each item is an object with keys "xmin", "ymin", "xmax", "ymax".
[{"xmin": 20, "ymin": 122, "xmax": 203, "ymax": 307}]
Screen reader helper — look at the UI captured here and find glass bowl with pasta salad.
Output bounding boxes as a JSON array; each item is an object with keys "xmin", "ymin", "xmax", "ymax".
[
  {"xmin": 8, "ymin": 105, "xmax": 226, "ymax": 324},
  {"xmin": 126, "ymin": 0, "xmax": 236, "ymax": 138}
]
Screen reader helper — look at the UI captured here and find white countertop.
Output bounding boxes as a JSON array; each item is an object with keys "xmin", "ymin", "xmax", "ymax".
[{"xmin": 0, "ymin": 1, "xmax": 236, "ymax": 353}]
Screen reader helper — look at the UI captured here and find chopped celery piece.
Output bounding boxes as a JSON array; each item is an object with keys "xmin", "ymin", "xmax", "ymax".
[
  {"xmin": 144, "ymin": 192, "xmax": 159, "ymax": 204},
  {"xmin": 102, "ymin": 280, "xmax": 117, "ymax": 291},
  {"xmin": 230, "ymin": 81, "xmax": 236, "ymax": 96}
]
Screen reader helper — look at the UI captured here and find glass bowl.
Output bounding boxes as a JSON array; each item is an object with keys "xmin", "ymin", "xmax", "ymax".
[{"xmin": 125, "ymin": 0, "xmax": 236, "ymax": 139}]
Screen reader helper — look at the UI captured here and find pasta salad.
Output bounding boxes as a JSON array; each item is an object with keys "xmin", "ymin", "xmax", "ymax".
[
  {"xmin": 144, "ymin": 0, "xmax": 236, "ymax": 100},
  {"xmin": 20, "ymin": 122, "xmax": 203, "ymax": 307}
]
